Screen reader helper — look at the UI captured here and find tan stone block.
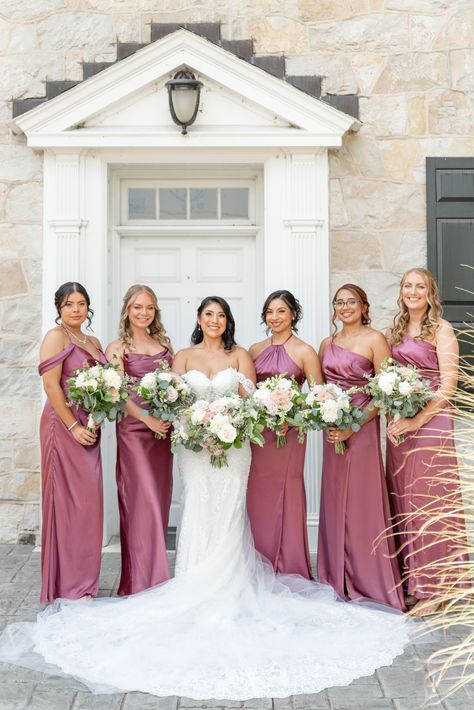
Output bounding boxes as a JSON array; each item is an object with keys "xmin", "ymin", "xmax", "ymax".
[
  {"xmin": 340, "ymin": 179, "xmax": 425, "ymax": 230},
  {"xmin": 330, "ymin": 269, "xmax": 401, "ymax": 330},
  {"xmin": 409, "ymin": 13, "xmax": 445, "ymax": 52},
  {"xmin": 21, "ymin": 340, "xmax": 41, "ymax": 367},
  {"xmin": 386, "ymin": 0, "xmax": 449, "ymax": 9},
  {"xmin": 0, "ymin": 399, "xmax": 39, "ymax": 438},
  {"xmin": 0, "ymin": 183, "xmax": 9, "ymax": 221},
  {"xmin": 0, "ymin": 441, "xmax": 12, "ymax": 473},
  {"xmin": 0, "ymin": 54, "xmax": 62, "ymax": 99},
  {"xmin": 22, "ymin": 259, "xmax": 42, "ymax": 293},
  {"xmin": 21, "ymin": 502, "xmax": 40, "ymax": 533},
  {"xmin": 37, "ymin": 11, "xmax": 114, "ymax": 51},
  {"xmin": 0, "ymin": 366, "xmax": 41, "ymax": 399},
  {"xmin": 407, "ymin": 95, "xmax": 426, "ymax": 136},
  {"xmin": 329, "ymin": 179, "xmax": 349, "ymax": 227},
  {"xmin": 328, "ymin": 144, "xmax": 359, "ymax": 178},
  {"xmin": 378, "ymin": 231, "xmax": 404, "ymax": 270},
  {"xmin": 0, "ymin": 261, "xmax": 28, "ymax": 299},
  {"xmin": 5, "ymin": 183, "xmax": 42, "ymax": 223},
  {"xmin": 286, "ymin": 53, "xmax": 358, "ymax": 94},
  {"xmin": 330, "ymin": 231, "xmax": 383, "ymax": 271},
  {"xmin": 0, "ymin": 295, "xmax": 42, "ymax": 337},
  {"xmin": 435, "ymin": 7, "xmax": 474, "ymax": 49},
  {"xmin": 13, "ymin": 439, "xmax": 40, "ymax": 472},
  {"xmin": 0, "ymin": 0, "xmax": 71, "ymax": 22},
  {"xmin": 248, "ymin": 16, "xmax": 309, "ymax": 54},
  {"xmin": 0, "ymin": 338, "xmax": 35, "ymax": 366},
  {"xmin": 0, "ymin": 471, "xmax": 40, "ymax": 501},
  {"xmin": 0, "ymin": 502, "xmax": 25, "ymax": 543},
  {"xmin": 378, "ymin": 139, "xmax": 423, "ymax": 181},
  {"xmin": 113, "ymin": 13, "xmax": 141, "ymax": 43},
  {"xmin": 428, "ymin": 90, "xmax": 474, "ymax": 135},
  {"xmin": 0, "ymin": 225, "xmax": 42, "ymax": 259},
  {"xmin": 297, "ymin": 0, "xmax": 348, "ymax": 21},
  {"xmin": 392, "ymin": 231, "xmax": 427, "ymax": 275},
  {"xmin": 309, "ymin": 14, "xmax": 409, "ymax": 53},
  {"xmin": 5, "ymin": 22, "xmax": 38, "ymax": 53},
  {"xmin": 359, "ymin": 96, "xmax": 407, "ymax": 137},
  {"xmin": 373, "ymin": 52, "xmax": 449, "ymax": 93},
  {"xmin": 345, "ymin": 132, "xmax": 387, "ymax": 178},
  {"xmin": 450, "ymin": 50, "xmax": 474, "ymax": 92},
  {"xmin": 350, "ymin": 53, "xmax": 386, "ymax": 95}
]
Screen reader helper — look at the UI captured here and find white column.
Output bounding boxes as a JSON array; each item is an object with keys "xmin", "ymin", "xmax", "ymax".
[{"xmin": 285, "ymin": 151, "xmax": 330, "ymax": 551}]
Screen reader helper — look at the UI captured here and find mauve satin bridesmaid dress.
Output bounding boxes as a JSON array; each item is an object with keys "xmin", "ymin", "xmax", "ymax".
[
  {"xmin": 116, "ymin": 349, "xmax": 173, "ymax": 595},
  {"xmin": 247, "ymin": 342, "xmax": 312, "ymax": 579},
  {"xmin": 39, "ymin": 343, "xmax": 105, "ymax": 603},
  {"xmin": 317, "ymin": 342, "xmax": 405, "ymax": 610},
  {"xmin": 386, "ymin": 336, "xmax": 469, "ymax": 600}
]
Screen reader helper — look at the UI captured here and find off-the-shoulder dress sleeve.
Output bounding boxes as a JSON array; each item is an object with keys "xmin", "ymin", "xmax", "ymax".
[{"xmin": 38, "ymin": 343, "xmax": 74, "ymax": 376}]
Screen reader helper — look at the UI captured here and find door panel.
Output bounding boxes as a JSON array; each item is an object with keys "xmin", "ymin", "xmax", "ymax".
[{"xmin": 121, "ymin": 233, "xmax": 257, "ymax": 524}]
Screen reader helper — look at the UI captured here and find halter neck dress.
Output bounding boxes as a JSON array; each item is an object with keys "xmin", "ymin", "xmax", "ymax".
[
  {"xmin": 318, "ymin": 342, "xmax": 405, "ymax": 610},
  {"xmin": 247, "ymin": 338, "xmax": 312, "ymax": 579},
  {"xmin": 38, "ymin": 341, "xmax": 106, "ymax": 603},
  {"xmin": 386, "ymin": 336, "xmax": 469, "ymax": 600},
  {"xmin": 116, "ymin": 348, "xmax": 173, "ymax": 595}
]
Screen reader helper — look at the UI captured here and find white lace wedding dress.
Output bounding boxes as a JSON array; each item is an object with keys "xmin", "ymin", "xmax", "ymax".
[{"xmin": 0, "ymin": 368, "xmax": 412, "ymax": 700}]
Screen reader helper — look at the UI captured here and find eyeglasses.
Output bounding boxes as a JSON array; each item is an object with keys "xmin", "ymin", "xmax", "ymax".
[{"xmin": 333, "ymin": 299, "xmax": 361, "ymax": 309}]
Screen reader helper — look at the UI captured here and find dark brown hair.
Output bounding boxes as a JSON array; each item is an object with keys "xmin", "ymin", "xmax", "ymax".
[{"xmin": 331, "ymin": 283, "xmax": 371, "ymax": 334}]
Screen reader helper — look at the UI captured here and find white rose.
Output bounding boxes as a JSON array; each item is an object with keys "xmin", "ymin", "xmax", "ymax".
[
  {"xmin": 103, "ymin": 369, "xmax": 122, "ymax": 390},
  {"xmin": 88, "ymin": 366, "xmax": 100, "ymax": 378},
  {"xmin": 166, "ymin": 385, "xmax": 179, "ymax": 402},
  {"xmin": 278, "ymin": 378, "xmax": 293, "ymax": 390},
  {"xmin": 378, "ymin": 372, "xmax": 397, "ymax": 395},
  {"xmin": 86, "ymin": 378, "xmax": 98, "ymax": 391},
  {"xmin": 191, "ymin": 409, "xmax": 206, "ymax": 425},
  {"xmin": 217, "ymin": 423, "xmax": 237, "ymax": 443},
  {"xmin": 158, "ymin": 372, "xmax": 172, "ymax": 382},
  {"xmin": 305, "ymin": 392, "xmax": 316, "ymax": 407},
  {"xmin": 140, "ymin": 372, "xmax": 157, "ymax": 391},
  {"xmin": 209, "ymin": 413, "xmax": 229, "ymax": 436},
  {"xmin": 75, "ymin": 372, "xmax": 87, "ymax": 388},
  {"xmin": 398, "ymin": 380, "xmax": 413, "ymax": 396},
  {"xmin": 254, "ymin": 389, "xmax": 270, "ymax": 405},
  {"xmin": 320, "ymin": 400, "xmax": 339, "ymax": 423}
]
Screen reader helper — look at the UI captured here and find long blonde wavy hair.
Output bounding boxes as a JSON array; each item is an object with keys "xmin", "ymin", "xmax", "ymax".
[
  {"xmin": 119, "ymin": 284, "xmax": 173, "ymax": 354},
  {"xmin": 391, "ymin": 268, "xmax": 443, "ymax": 345}
]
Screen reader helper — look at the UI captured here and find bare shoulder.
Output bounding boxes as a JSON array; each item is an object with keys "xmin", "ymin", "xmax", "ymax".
[
  {"xmin": 40, "ymin": 327, "xmax": 68, "ymax": 360},
  {"xmin": 248, "ymin": 338, "xmax": 270, "ymax": 360},
  {"xmin": 89, "ymin": 335, "xmax": 103, "ymax": 350},
  {"xmin": 292, "ymin": 336, "xmax": 318, "ymax": 357},
  {"xmin": 366, "ymin": 328, "xmax": 389, "ymax": 347},
  {"xmin": 172, "ymin": 347, "xmax": 193, "ymax": 372},
  {"xmin": 318, "ymin": 335, "xmax": 332, "ymax": 357},
  {"xmin": 105, "ymin": 338, "xmax": 123, "ymax": 360},
  {"xmin": 437, "ymin": 318, "xmax": 455, "ymax": 336},
  {"xmin": 384, "ymin": 326, "xmax": 394, "ymax": 344},
  {"xmin": 234, "ymin": 345, "xmax": 254, "ymax": 362}
]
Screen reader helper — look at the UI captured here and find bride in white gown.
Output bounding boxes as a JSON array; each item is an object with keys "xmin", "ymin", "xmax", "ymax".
[{"xmin": 0, "ymin": 297, "xmax": 412, "ymax": 700}]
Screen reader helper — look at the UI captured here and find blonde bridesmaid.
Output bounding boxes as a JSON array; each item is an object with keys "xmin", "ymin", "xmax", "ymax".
[
  {"xmin": 106, "ymin": 285, "xmax": 174, "ymax": 595},
  {"xmin": 386, "ymin": 268, "xmax": 468, "ymax": 617},
  {"xmin": 39, "ymin": 282, "xmax": 105, "ymax": 602},
  {"xmin": 247, "ymin": 290, "xmax": 323, "ymax": 579}
]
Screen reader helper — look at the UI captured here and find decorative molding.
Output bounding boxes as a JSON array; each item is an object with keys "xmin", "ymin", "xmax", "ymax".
[
  {"xmin": 284, "ymin": 218, "xmax": 324, "ymax": 233},
  {"xmin": 13, "ymin": 30, "xmax": 358, "ymax": 142}
]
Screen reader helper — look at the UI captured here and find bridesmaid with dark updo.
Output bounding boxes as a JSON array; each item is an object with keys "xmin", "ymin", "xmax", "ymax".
[
  {"xmin": 39, "ymin": 282, "xmax": 105, "ymax": 602},
  {"xmin": 386, "ymin": 268, "xmax": 468, "ymax": 617},
  {"xmin": 317, "ymin": 284, "xmax": 405, "ymax": 610},
  {"xmin": 106, "ymin": 285, "xmax": 174, "ymax": 595},
  {"xmin": 247, "ymin": 290, "xmax": 323, "ymax": 579}
]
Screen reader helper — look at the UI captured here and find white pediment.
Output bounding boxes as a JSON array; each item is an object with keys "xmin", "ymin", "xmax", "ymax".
[{"xmin": 13, "ymin": 29, "xmax": 359, "ymax": 149}]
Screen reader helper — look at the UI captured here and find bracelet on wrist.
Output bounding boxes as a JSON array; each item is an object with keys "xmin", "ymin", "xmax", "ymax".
[{"xmin": 67, "ymin": 420, "xmax": 78, "ymax": 432}]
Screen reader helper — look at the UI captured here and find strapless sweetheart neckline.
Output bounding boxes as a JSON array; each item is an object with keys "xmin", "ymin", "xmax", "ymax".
[{"xmin": 185, "ymin": 367, "xmax": 238, "ymax": 382}]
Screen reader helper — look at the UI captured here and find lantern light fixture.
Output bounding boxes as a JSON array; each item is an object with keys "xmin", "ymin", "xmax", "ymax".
[{"xmin": 165, "ymin": 69, "xmax": 203, "ymax": 135}]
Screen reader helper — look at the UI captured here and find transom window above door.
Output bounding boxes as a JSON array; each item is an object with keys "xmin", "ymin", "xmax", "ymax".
[{"xmin": 121, "ymin": 179, "xmax": 255, "ymax": 225}]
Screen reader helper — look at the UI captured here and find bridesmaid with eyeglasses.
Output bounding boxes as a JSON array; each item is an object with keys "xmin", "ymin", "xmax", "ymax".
[
  {"xmin": 106, "ymin": 285, "xmax": 174, "ymax": 595},
  {"xmin": 39, "ymin": 282, "xmax": 105, "ymax": 602},
  {"xmin": 386, "ymin": 268, "xmax": 469, "ymax": 617},
  {"xmin": 247, "ymin": 290, "xmax": 323, "ymax": 579},
  {"xmin": 317, "ymin": 284, "xmax": 405, "ymax": 610}
]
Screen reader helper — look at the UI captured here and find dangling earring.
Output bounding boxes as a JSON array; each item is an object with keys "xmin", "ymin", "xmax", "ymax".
[{"xmin": 197, "ymin": 323, "xmax": 201, "ymax": 332}]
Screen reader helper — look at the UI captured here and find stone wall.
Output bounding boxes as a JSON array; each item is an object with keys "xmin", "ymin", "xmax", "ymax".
[{"xmin": 0, "ymin": 0, "xmax": 472, "ymax": 541}]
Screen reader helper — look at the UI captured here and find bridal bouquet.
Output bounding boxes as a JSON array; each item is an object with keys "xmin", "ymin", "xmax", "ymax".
[
  {"xmin": 364, "ymin": 357, "xmax": 434, "ymax": 442},
  {"xmin": 67, "ymin": 362, "xmax": 131, "ymax": 430},
  {"xmin": 291, "ymin": 382, "xmax": 367, "ymax": 454},
  {"xmin": 136, "ymin": 359, "xmax": 195, "ymax": 438},
  {"xmin": 252, "ymin": 374, "xmax": 303, "ymax": 447},
  {"xmin": 171, "ymin": 394, "xmax": 264, "ymax": 468}
]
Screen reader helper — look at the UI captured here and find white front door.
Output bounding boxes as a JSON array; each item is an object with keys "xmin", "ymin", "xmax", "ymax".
[
  {"xmin": 119, "ymin": 231, "xmax": 259, "ymax": 525},
  {"xmin": 120, "ymin": 234, "xmax": 257, "ymax": 351}
]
